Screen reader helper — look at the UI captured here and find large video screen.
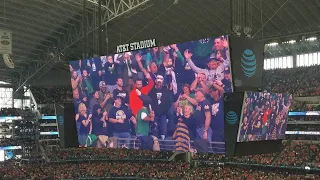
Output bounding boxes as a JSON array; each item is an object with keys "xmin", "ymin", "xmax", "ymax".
[
  {"xmin": 237, "ymin": 92, "xmax": 292, "ymax": 142},
  {"xmin": 69, "ymin": 35, "xmax": 233, "ymax": 153}
]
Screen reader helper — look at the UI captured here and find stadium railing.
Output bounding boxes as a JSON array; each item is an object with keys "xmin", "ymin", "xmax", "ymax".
[{"xmin": 115, "ymin": 138, "xmax": 225, "ymax": 153}]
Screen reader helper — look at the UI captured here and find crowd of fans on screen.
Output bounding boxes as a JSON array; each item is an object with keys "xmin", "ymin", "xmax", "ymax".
[
  {"xmin": 1, "ymin": 141, "xmax": 320, "ymax": 179},
  {"xmin": 25, "ymin": 65, "xmax": 320, "ymax": 107}
]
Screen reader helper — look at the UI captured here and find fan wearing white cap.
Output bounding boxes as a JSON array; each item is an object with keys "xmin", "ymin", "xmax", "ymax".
[{"xmin": 149, "ymin": 74, "xmax": 172, "ymax": 140}]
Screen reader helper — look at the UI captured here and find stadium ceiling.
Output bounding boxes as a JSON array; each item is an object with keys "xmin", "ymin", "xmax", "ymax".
[{"xmin": 0, "ymin": 0, "xmax": 320, "ymax": 90}]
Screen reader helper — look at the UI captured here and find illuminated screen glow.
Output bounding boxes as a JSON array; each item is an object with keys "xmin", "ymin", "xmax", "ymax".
[
  {"xmin": 0, "ymin": 146, "xmax": 22, "ymax": 150},
  {"xmin": 0, "ymin": 150, "xmax": 4, "ymax": 162},
  {"xmin": 69, "ymin": 36, "xmax": 233, "ymax": 153},
  {"xmin": 237, "ymin": 92, "xmax": 292, "ymax": 142}
]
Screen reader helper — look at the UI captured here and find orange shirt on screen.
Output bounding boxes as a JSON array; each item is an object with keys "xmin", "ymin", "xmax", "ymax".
[
  {"xmin": 263, "ymin": 108, "xmax": 272, "ymax": 124},
  {"xmin": 129, "ymin": 78, "xmax": 154, "ymax": 116}
]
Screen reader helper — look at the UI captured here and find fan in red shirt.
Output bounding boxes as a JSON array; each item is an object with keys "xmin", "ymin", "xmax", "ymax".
[
  {"xmin": 129, "ymin": 72, "xmax": 154, "ymax": 116},
  {"xmin": 263, "ymin": 107, "xmax": 272, "ymax": 124}
]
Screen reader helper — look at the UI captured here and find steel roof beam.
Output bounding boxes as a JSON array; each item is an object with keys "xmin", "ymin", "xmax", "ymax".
[
  {"xmin": 203, "ymin": 0, "xmax": 230, "ymax": 30},
  {"xmin": 11, "ymin": 41, "xmax": 45, "ymax": 53},
  {"xmin": 0, "ymin": 4, "xmax": 70, "ymax": 30},
  {"xmin": 308, "ymin": 1, "xmax": 320, "ymax": 24},
  {"xmin": 0, "ymin": 20, "xmax": 58, "ymax": 40},
  {"xmin": 0, "ymin": 28, "xmax": 51, "ymax": 52},
  {"xmin": 62, "ymin": 0, "xmax": 101, "ymax": 12},
  {"xmin": 12, "ymin": 0, "xmax": 81, "ymax": 23},
  {"xmin": 290, "ymin": 1, "xmax": 310, "ymax": 28},
  {"xmin": 244, "ymin": 1, "xmax": 272, "ymax": 38},
  {"xmin": 12, "ymin": 49, "xmax": 39, "ymax": 56},
  {"xmin": 159, "ymin": 8, "xmax": 195, "ymax": 43},
  {"xmin": 43, "ymin": 0, "xmax": 83, "ymax": 15},
  {"xmin": 174, "ymin": 4, "xmax": 209, "ymax": 38},
  {"xmin": 263, "ymin": 1, "xmax": 291, "ymax": 35},
  {"xmin": 0, "ymin": 15, "xmax": 64, "ymax": 36},
  {"xmin": 12, "ymin": 0, "xmax": 150, "ymax": 92},
  {"xmin": 251, "ymin": 1, "xmax": 283, "ymax": 38}
]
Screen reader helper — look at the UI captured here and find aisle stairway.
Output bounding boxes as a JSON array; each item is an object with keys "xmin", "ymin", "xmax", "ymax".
[{"xmin": 39, "ymin": 144, "xmax": 50, "ymax": 163}]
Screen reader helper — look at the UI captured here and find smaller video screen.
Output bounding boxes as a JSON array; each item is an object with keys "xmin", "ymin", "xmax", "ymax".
[{"xmin": 237, "ymin": 91, "xmax": 292, "ymax": 142}]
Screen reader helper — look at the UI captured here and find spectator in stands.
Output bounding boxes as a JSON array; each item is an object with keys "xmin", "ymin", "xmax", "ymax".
[
  {"xmin": 174, "ymin": 84, "xmax": 197, "ymax": 114},
  {"xmin": 89, "ymin": 91, "xmax": 100, "ymax": 113},
  {"xmin": 103, "ymin": 55, "xmax": 119, "ymax": 93},
  {"xmin": 135, "ymin": 91, "xmax": 154, "ymax": 137},
  {"xmin": 118, "ymin": 52, "xmax": 138, "ymax": 86},
  {"xmin": 194, "ymin": 88, "xmax": 212, "ymax": 141},
  {"xmin": 173, "ymin": 105, "xmax": 195, "ymax": 152},
  {"xmin": 125, "ymin": 77, "xmax": 135, "ymax": 93},
  {"xmin": 97, "ymin": 81, "xmax": 113, "ymax": 113},
  {"xmin": 136, "ymin": 54, "xmax": 159, "ymax": 82},
  {"xmin": 221, "ymin": 66, "xmax": 232, "ymax": 92},
  {"xmin": 69, "ymin": 60, "xmax": 81, "ymax": 76},
  {"xmin": 190, "ymin": 72, "xmax": 209, "ymax": 92},
  {"xmin": 109, "ymin": 96, "xmax": 137, "ymax": 148},
  {"xmin": 129, "ymin": 71, "xmax": 154, "ymax": 116},
  {"xmin": 81, "ymin": 69, "xmax": 94, "ymax": 97},
  {"xmin": 207, "ymin": 84, "xmax": 224, "ymax": 142},
  {"xmin": 76, "ymin": 102, "xmax": 92, "ymax": 147},
  {"xmin": 150, "ymin": 75, "xmax": 173, "ymax": 140},
  {"xmin": 113, "ymin": 78, "xmax": 129, "ymax": 107},
  {"xmin": 185, "ymin": 49, "xmax": 225, "ymax": 82},
  {"xmin": 86, "ymin": 57, "xmax": 103, "ymax": 90},
  {"xmin": 144, "ymin": 46, "xmax": 162, "ymax": 68},
  {"xmin": 71, "ymin": 70, "xmax": 81, "ymax": 98},
  {"xmin": 91, "ymin": 104, "xmax": 108, "ymax": 147},
  {"xmin": 73, "ymin": 91, "xmax": 87, "ymax": 114}
]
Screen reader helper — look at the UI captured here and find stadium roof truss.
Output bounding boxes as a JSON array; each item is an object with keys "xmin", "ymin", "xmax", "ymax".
[{"xmin": 0, "ymin": 0, "xmax": 320, "ymax": 90}]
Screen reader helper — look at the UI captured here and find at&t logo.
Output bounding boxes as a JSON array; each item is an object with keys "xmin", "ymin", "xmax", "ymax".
[
  {"xmin": 241, "ymin": 49, "xmax": 256, "ymax": 77},
  {"xmin": 226, "ymin": 111, "xmax": 238, "ymax": 125}
]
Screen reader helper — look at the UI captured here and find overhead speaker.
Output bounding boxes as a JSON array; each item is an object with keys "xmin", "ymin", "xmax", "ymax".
[{"xmin": 3, "ymin": 54, "xmax": 14, "ymax": 68}]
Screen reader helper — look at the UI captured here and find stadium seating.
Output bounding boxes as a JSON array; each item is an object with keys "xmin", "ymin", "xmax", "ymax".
[
  {"xmin": 0, "ymin": 108, "xmax": 20, "ymax": 116},
  {"xmin": 2, "ymin": 63, "xmax": 319, "ymax": 179},
  {"xmin": 263, "ymin": 66, "xmax": 320, "ymax": 96}
]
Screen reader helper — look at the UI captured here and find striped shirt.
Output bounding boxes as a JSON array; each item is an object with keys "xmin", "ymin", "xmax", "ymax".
[{"xmin": 173, "ymin": 120, "xmax": 190, "ymax": 152}]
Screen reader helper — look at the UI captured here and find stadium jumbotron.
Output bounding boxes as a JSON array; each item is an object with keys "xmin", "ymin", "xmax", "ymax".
[{"xmin": 0, "ymin": 0, "xmax": 320, "ymax": 179}]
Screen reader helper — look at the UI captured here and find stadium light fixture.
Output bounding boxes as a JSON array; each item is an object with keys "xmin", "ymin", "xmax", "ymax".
[
  {"xmin": 288, "ymin": 40, "xmax": 296, "ymax": 44},
  {"xmin": 306, "ymin": 37, "xmax": 317, "ymax": 41},
  {"xmin": 267, "ymin": 42, "xmax": 278, "ymax": 47}
]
